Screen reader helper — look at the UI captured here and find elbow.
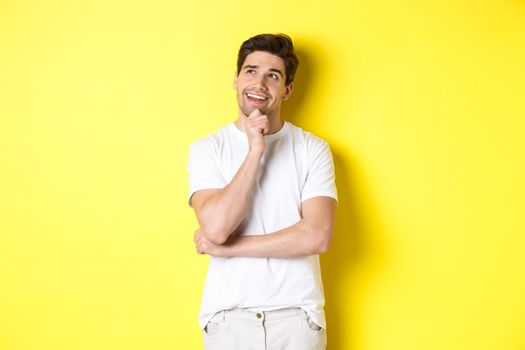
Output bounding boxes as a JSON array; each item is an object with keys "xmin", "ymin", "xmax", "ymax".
[
  {"xmin": 302, "ymin": 220, "xmax": 334, "ymax": 255},
  {"xmin": 317, "ymin": 239, "xmax": 331, "ymax": 254},
  {"xmin": 315, "ymin": 228, "xmax": 333, "ymax": 254},
  {"xmin": 317, "ymin": 241, "xmax": 330, "ymax": 254},
  {"xmin": 200, "ymin": 226, "xmax": 230, "ymax": 245}
]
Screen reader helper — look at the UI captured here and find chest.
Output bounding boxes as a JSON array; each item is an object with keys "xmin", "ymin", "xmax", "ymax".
[{"xmin": 219, "ymin": 137, "xmax": 308, "ymax": 200}]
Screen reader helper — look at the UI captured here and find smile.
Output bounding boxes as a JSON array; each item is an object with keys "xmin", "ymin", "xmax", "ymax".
[{"xmin": 245, "ymin": 92, "xmax": 269, "ymax": 102}]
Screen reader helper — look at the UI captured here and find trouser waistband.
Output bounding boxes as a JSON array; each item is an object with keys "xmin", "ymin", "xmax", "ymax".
[{"xmin": 212, "ymin": 307, "xmax": 307, "ymax": 324}]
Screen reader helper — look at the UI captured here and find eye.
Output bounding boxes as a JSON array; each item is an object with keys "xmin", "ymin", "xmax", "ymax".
[
  {"xmin": 268, "ymin": 73, "xmax": 279, "ymax": 80},
  {"xmin": 246, "ymin": 69, "xmax": 256, "ymax": 74}
]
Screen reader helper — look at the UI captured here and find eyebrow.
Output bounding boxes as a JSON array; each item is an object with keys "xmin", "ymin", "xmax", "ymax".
[{"xmin": 243, "ymin": 65, "xmax": 284, "ymax": 78}]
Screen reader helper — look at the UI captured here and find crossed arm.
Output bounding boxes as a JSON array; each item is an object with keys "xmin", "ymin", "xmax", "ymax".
[
  {"xmin": 190, "ymin": 156, "xmax": 337, "ymax": 258},
  {"xmin": 193, "ymin": 195, "xmax": 336, "ymax": 258}
]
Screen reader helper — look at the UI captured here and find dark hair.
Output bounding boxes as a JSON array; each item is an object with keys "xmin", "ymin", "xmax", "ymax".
[{"xmin": 237, "ymin": 33, "xmax": 299, "ymax": 86}]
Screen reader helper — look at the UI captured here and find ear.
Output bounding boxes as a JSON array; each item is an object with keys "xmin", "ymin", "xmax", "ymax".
[
  {"xmin": 282, "ymin": 82, "xmax": 294, "ymax": 101},
  {"xmin": 233, "ymin": 73, "xmax": 238, "ymax": 90}
]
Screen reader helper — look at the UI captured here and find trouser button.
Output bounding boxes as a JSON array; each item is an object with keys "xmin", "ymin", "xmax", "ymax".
[{"xmin": 256, "ymin": 313, "xmax": 262, "ymax": 318}]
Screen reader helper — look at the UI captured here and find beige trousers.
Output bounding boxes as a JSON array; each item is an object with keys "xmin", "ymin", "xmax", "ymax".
[{"xmin": 202, "ymin": 307, "xmax": 327, "ymax": 350}]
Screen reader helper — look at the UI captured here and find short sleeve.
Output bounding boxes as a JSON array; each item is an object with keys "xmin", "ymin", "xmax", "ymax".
[
  {"xmin": 301, "ymin": 138, "xmax": 338, "ymax": 203},
  {"xmin": 187, "ymin": 139, "xmax": 227, "ymax": 206}
]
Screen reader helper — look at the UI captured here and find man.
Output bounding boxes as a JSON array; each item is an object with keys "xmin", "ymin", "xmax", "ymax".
[{"xmin": 187, "ymin": 33, "xmax": 337, "ymax": 349}]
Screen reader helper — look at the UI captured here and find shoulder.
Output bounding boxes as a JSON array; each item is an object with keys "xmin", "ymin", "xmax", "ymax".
[{"xmin": 286, "ymin": 122, "xmax": 331, "ymax": 152}]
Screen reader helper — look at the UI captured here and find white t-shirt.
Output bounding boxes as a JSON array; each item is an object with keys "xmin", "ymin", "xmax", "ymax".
[{"xmin": 187, "ymin": 121, "xmax": 337, "ymax": 330}]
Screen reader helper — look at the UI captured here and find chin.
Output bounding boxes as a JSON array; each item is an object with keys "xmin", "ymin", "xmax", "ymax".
[
  {"xmin": 240, "ymin": 103, "xmax": 274, "ymax": 118},
  {"xmin": 240, "ymin": 106, "xmax": 255, "ymax": 117}
]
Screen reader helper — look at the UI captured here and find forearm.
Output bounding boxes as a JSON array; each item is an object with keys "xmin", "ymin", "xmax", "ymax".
[
  {"xmin": 221, "ymin": 220, "xmax": 331, "ymax": 258},
  {"xmin": 197, "ymin": 150, "xmax": 262, "ymax": 243}
]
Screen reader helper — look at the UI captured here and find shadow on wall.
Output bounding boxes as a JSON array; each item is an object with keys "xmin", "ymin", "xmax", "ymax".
[
  {"xmin": 284, "ymin": 45, "xmax": 375, "ymax": 349},
  {"xmin": 322, "ymin": 150, "xmax": 366, "ymax": 350},
  {"xmin": 281, "ymin": 47, "xmax": 315, "ymax": 124}
]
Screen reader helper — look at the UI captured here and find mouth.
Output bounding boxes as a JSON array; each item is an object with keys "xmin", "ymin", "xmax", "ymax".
[{"xmin": 245, "ymin": 92, "xmax": 269, "ymax": 105}]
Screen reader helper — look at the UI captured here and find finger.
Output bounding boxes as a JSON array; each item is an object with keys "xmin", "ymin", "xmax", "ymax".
[
  {"xmin": 195, "ymin": 243, "xmax": 204, "ymax": 254},
  {"xmin": 247, "ymin": 114, "xmax": 268, "ymax": 124},
  {"xmin": 248, "ymin": 108, "xmax": 261, "ymax": 118},
  {"xmin": 194, "ymin": 229, "xmax": 202, "ymax": 241},
  {"xmin": 252, "ymin": 121, "xmax": 269, "ymax": 135},
  {"xmin": 263, "ymin": 121, "xmax": 269, "ymax": 134},
  {"xmin": 248, "ymin": 119, "xmax": 269, "ymax": 130}
]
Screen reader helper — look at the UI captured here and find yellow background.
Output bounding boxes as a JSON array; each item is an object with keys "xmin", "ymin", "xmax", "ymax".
[{"xmin": 1, "ymin": 0, "xmax": 524, "ymax": 349}]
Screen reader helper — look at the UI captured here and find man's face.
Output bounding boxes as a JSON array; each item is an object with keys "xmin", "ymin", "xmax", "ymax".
[{"xmin": 234, "ymin": 51, "xmax": 293, "ymax": 119}]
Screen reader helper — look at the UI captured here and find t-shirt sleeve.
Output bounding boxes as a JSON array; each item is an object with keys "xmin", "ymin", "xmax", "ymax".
[
  {"xmin": 187, "ymin": 139, "xmax": 227, "ymax": 206},
  {"xmin": 301, "ymin": 138, "xmax": 338, "ymax": 203}
]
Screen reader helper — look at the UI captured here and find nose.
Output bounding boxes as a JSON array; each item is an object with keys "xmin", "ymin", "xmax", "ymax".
[{"xmin": 253, "ymin": 73, "xmax": 266, "ymax": 89}]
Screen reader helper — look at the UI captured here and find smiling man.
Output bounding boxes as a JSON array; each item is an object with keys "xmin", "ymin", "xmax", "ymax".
[{"xmin": 188, "ymin": 33, "xmax": 337, "ymax": 349}]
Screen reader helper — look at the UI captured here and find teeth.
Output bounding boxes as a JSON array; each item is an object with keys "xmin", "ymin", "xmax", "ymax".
[{"xmin": 247, "ymin": 93, "xmax": 267, "ymax": 101}]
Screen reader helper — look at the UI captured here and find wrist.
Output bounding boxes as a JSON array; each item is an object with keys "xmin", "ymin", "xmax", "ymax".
[
  {"xmin": 248, "ymin": 147, "xmax": 264, "ymax": 158},
  {"xmin": 216, "ymin": 243, "xmax": 233, "ymax": 258}
]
